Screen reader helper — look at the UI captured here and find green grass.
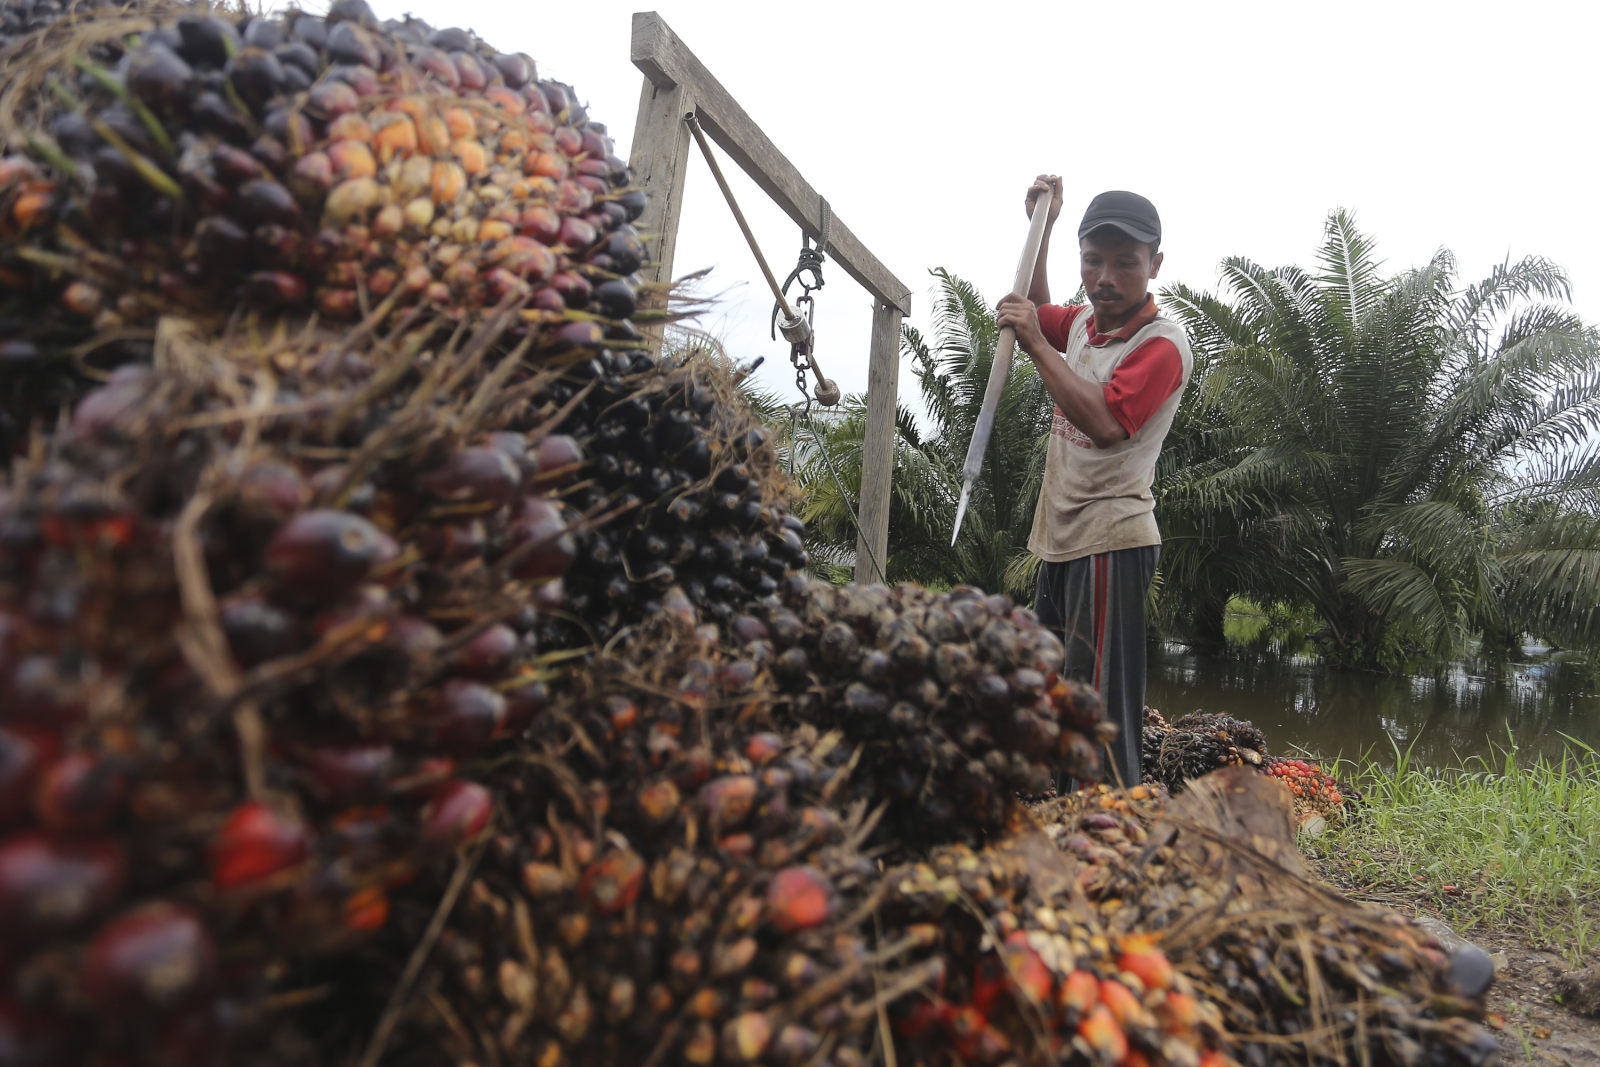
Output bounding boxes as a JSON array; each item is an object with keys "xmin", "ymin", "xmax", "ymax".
[{"xmin": 1315, "ymin": 733, "xmax": 1600, "ymax": 965}]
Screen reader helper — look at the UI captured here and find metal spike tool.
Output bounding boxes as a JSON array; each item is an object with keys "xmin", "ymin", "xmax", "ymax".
[{"xmin": 952, "ymin": 187, "xmax": 1055, "ymax": 545}]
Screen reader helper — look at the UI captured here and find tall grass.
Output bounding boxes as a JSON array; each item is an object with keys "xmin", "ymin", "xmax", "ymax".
[{"xmin": 1316, "ymin": 733, "xmax": 1600, "ymax": 964}]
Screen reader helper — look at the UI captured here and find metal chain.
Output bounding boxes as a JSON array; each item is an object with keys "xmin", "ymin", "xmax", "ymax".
[{"xmin": 796, "ymin": 398, "xmax": 887, "ymax": 585}]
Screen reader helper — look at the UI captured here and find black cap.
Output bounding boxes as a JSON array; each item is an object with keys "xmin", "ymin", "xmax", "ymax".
[{"xmin": 1078, "ymin": 190, "xmax": 1161, "ymax": 246}]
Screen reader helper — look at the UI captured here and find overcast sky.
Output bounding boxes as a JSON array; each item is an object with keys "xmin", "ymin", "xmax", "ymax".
[{"xmin": 340, "ymin": 0, "xmax": 1597, "ymax": 412}]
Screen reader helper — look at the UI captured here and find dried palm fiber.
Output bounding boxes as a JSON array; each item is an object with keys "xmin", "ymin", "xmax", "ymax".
[
  {"xmin": 724, "ymin": 582, "xmax": 1114, "ymax": 851},
  {"xmin": 0, "ymin": 3, "xmax": 805, "ymax": 1064},
  {"xmin": 337, "ymin": 613, "xmax": 1227, "ymax": 1067},
  {"xmin": 1031, "ymin": 771, "xmax": 1499, "ymax": 1067},
  {"xmin": 1146, "ymin": 713, "xmax": 1267, "ymax": 793}
]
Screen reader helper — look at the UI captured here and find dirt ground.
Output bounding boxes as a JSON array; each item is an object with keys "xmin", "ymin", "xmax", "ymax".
[{"xmin": 1317, "ymin": 876, "xmax": 1600, "ymax": 1065}]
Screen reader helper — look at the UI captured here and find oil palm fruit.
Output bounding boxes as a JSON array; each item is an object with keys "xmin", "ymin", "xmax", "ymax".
[
  {"xmin": 1034, "ymin": 780, "xmax": 1499, "ymax": 1066},
  {"xmin": 1260, "ymin": 756, "xmax": 1351, "ymax": 822},
  {"xmin": 741, "ymin": 582, "xmax": 1113, "ymax": 849},
  {"xmin": 0, "ymin": 0, "xmax": 661, "ymax": 1058},
  {"xmin": 1147, "ymin": 712, "xmax": 1268, "ymax": 793},
  {"xmin": 0, "ymin": 0, "xmax": 644, "ymax": 454}
]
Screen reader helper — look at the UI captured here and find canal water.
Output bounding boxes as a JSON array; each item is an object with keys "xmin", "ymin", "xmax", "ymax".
[{"xmin": 1144, "ymin": 643, "xmax": 1600, "ymax": 770}]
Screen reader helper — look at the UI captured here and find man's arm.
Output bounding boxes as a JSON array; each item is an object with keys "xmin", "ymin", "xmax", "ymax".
[
  {"xmin": 996, "ymin": 293, "xmax": 1127, "ymax": 448},
  {"xmin": 1024, "ymin": 174, "xmax": 1063, "ymax": 307}
]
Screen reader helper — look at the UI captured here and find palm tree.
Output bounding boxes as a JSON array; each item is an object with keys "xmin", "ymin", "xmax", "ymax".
[
  {"xmin": 1162, "ymin": 210, "xmax": 1600, "ymax": 668},
  {"xmin": 796, "ymin": 268, "xmax": 1053, "ymax": 597}
]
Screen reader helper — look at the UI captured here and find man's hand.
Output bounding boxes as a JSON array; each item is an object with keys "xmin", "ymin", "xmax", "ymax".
[
  {"xmin": 996, "ymin": 293, "xmax": 1049, "ymax": 356},
  {"xmin": 1025, "ymin": 174, "xmax": 1063, "ymax": 224}
]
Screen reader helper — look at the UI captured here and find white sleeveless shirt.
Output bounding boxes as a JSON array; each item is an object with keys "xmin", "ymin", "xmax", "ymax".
[{"xmin": 1027, "ymin": 308, "xmax": 1193, "ymax": 563}]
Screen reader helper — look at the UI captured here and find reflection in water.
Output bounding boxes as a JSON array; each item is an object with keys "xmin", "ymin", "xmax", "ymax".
[{"xmin": 1144, "ymin": 643, "xmax": 1600, "ymax": 770}]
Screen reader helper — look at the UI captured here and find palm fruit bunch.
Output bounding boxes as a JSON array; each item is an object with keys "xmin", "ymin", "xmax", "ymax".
[
  {"xmin": 533, "ymin": 356, "xmax": 811, "ymax": 646},
  {"xmin": 1139, "ymin": 706, "xmax": 1170, "ymax": 773},
  {"xmin": 326, "ymin": 615, "xmax": 937, "ymax": 1067},
  {"xmin": 885, "ymin": 834, "xmax": 1231, "ymax": 1066},
  {"xmin": 0, "ymin": 0, "xmax": 701, "ymax": 1060},
  {"xmin": 0, "ymin": 295, "xmax": 605, "ymax": 1066},
  {"xmin": 0, "ymin": 0, "xmax": 647, "ymax": 456},
  {"xmin": 1259, "ymin": 756, "xmax": 1349, "ymax": 822},
  {"xmin": 1032, "ymin": 775, "xmax": 1499, "ymax": 1067},
  {"xmin": 1146, "ymin": 713, "xmax": 1266, "ymax": 793},
  {"xmin": 731, "ymin": 582, "xmax": 1113, "ymax": 850},
  {"xmin": 0, "ymin": 0, "xmax": 119, "ymax": 49}
]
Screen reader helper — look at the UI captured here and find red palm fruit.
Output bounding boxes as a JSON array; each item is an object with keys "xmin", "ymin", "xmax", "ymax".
[
  {"xmin": 504, "ymin": 496, "xmax": 574, "ymax": 581},
  {"xmin": 265, "ymin": 508, "xmax": 399, "ymax": 596},
  {"xmin": 209, "ymin": 800, "xmax": 311, "ymax": 890},
  {"xmin": 530, "ymin": 434, "xmax": 585, "ymax": 488},
  {"xmin": 411, "ymin": 49, "xmax": 459, "ymax": 88},
  {"xmin": 428, "ymin": 679, "xmax": 506, "ymax": 755},
  {"xmin": 1060, "ymin": 968, "xmax": 1101, "ymax": 1015},
  {"xmin": 1097, "ymin": 977, "xmax": 1146, "ymax": 1029},
  {"xmin": 548, "ymin": 270, "xmax": 591, "ymax": 308},
  {"xmin": 247, "ymin": 270, "xmax": 309, "ymax": 307},
  {"xmin": 893, "ymin": 997, "xmax": 951, "ymax": 1040},
  {"xmin": 765, "ymin": 866, "xmax": 833, "ymax": 934},
  {"xmin": 82, "ymin": 902, "xmax": 216, "ymax": 1014},
  {"xmin": 219, "ymin": 593, "xmax": 299, "ymax": 666},
  {"xmin": 341, "ymin": 886, "xmax": 389, "ymax": 931},
  {"xmin": 719, "ymin": 1012, "xmax": 773, "ymax": 1064},
  {"xmin": 423, "ymin": 447, "xmax": 521, "ymax": 504},
  {"xmin": 1000, "ymin": 929, "xmax": 1054, "ymax": 1004},
  {"xmin": 421, "ymin": 779, "xmax": 491, "ymax": 846},
  {"xmin": 557, "ymin": 216, "xmax": 596, "ymax": 249},
  {"xmin": 518, "ymin": 204, "xmax": 561, "ymax": 243},
  {"xmin": 1077, "ymin": 1003, "xmax": 1128, "ymax": 1061},
  {"xmin": 579, "ymin": 848, "xmax": 644, "ymax": 914},
  {"xmin": 307, "ymin": 78, "xmax": 360, "ymax": 118},
  {"xmin": 34, "ymin": 752, "xmax": 127, "ymax": 833},
  {"xmin": 452, "ymin": 623, "xmax": 519, "ymax": 678},
  {"xmin": 326, "ymin": 139, "xmax": 377, "ymax": 181},
  {"xmin": 699, "ymin": 775, "xmax": 757, "ymax": 831},
  {"xmin": 236, "ymin": 460, "xmax": 311, "ymax": 520},
  {"xmin": 0, "ymin": 832, "xmax": 126, "ymax": 935},
  {"xmin": 0, "ymin": 727, "xmax": 51, "ymax": 826},
  {"xmin": 1118, "ymin": 933, "xmax": 1175, "ymax": 992},
  {"xmin": 636, "ymin": 779, "xmax": 680, "ymax": 825},
  {"xmin": 303, "ymin": 743, "xmax": 394, "ymax": 805},
  {"xmin": 744, "ymin": 733, "xmax": 783, "ymax": 765},
  {"xmin": 1156, "ymin": 990, "xmax": 1202, "ymax": 1035},
  {"xmin": 500, "ymin": 677, "xmax": 549, "ymax": 735}
]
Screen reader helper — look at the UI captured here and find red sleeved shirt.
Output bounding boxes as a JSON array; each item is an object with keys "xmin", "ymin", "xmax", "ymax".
[{"xmin": 1036, "ymin": 298, "xmax": 1185, "ymax": 437}]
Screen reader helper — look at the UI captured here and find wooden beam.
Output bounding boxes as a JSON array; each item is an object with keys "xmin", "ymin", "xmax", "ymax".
[
  {"xmin": 855, "ymin": 300, "xmax": 902, "ymax": 584},
  {"xmin": 627, "ymin": 73, "xmax": 693, "ymax": 295},
  {"xmin": 630, "ymin": 12, "xmax": 911, "ymax": 315}
]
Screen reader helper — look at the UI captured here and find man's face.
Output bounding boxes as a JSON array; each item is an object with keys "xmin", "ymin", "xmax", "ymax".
[{"xmin": 1079, "ymin": 231, "xmax": 1164, "ymax": 324}]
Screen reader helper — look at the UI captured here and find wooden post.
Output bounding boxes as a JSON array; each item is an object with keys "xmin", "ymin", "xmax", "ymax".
[
  {"xmin": 628, "ymin": 12, "xmax": 912, "ymax": 585},
  {"xmin": 855, "ymin": 300, "xmax": 901, "ymax": 584},
  {"xmin": 627, "ymin": 23, "xmax": 693, "ymax": 340}
]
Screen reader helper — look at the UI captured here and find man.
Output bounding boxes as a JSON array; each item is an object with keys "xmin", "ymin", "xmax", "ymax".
[{"xmin": 995, "ymin": 177, "xmax": 1193, "ymax": 789}]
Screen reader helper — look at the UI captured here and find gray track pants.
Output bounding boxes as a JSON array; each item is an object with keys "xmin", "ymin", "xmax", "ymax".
[{"xmin": 1032, "ymin": 545, "xmax": 1158, "ymax": 790}]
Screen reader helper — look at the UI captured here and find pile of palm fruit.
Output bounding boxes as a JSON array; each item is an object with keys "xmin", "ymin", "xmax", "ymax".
[
  {"xmin": 331, "ymin": 615, "xmax": 1225, "ymax": 1067},
  {"xmin": 1032, "ymin": 774, "xmax": 1499, "ymax": 1066},
  {"xmin": 736, "ymin": 582, "xmax": 1114, "ymax": 850},
  {"xmin": 0, "ymin": 1, "xmax": 1489, "ymax": 1065},
  {"xmin": 1141, "ymin": 708, "xmax": 1353, "ymax": 824}
]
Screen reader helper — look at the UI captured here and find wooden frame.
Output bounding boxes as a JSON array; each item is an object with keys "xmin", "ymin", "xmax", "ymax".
[{"xmin": 627, "ymin": 11, "xmax": 910, "ymax": 584}]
